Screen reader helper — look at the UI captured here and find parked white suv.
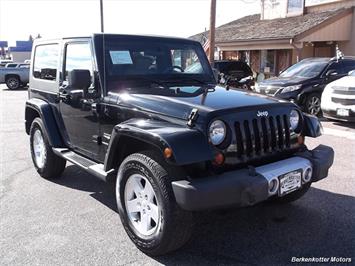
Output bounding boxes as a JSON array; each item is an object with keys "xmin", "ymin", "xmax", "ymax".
[{"xmin": 321, "ymin": 70, "xmax": 355, "ymax": 122}]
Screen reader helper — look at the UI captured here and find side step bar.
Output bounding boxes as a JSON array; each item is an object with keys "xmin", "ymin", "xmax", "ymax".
[{"xmin": 53, "ymin": 148, "xmax": 115, "ymax": 181}]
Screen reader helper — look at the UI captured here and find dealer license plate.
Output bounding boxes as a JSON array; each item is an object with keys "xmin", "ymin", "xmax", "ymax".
[
  {"xmin": 337, "ymin": 108, "xmax": 349, "ymax": 117},
  {"xmin": 279, "ymin": 170, "xmax": 302, "ymax": 196}
]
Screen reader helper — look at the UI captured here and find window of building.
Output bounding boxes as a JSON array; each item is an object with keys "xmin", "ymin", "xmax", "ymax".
[
  {"xmin": 33, "ymin": 44, "xmax": 59, "ymax": 80},
  {"xmin": 287, "ymin": 0, "xmax": 304, "ymax": 16},
  {"xmin": 64, "ymin": 42, "xmax": 93, "ymax": 81},
  {"xmin": 260, "ymin": 50, "xmax": 276, "ymax": 74}
]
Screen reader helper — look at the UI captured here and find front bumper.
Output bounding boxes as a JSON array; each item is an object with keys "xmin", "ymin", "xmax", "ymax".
[
  {"xmin": 323, "ymin": 109, "xmax": 355, "ymax": 122},
  {"xmin": 172, "ymin": 145, "xmax": 334, "ymax": 211}
]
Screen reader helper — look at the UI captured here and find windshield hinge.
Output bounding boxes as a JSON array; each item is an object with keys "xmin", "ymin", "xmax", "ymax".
[{"xmin": 187, "ymin": 108, "xmax": 199, "ymax": 127}]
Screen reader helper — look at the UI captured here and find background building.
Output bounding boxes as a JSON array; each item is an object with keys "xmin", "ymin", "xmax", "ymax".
[
  {"xmin": 9, "ymin": 41, "xmax": 32, "ymax": 62},
  {"xmin": 191, "ymin": 0, "xmax": 355, "ymax": 76}
]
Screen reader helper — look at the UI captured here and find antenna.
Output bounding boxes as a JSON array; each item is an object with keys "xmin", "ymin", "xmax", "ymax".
[
  {"xmin": 100, "ymin": 0, "xmax": 104, "ymax": 33},
  {"xmin": 99, "ymin": 0, "xmax": 106, "ymax": 95}
]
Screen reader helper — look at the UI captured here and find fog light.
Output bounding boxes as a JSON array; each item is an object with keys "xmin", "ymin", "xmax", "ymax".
[
  {"xmin": 303, "ymin": 167, "xmax": 312, "ymax": 182},
  {"xmin": 269, "ymin": 179, "xmax": 279, "ymax": 194}
]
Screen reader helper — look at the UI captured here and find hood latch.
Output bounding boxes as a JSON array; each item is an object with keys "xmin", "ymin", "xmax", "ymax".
[{"xmin": 187, "ymin": 108, "xmax": 199, "ymax": 127}]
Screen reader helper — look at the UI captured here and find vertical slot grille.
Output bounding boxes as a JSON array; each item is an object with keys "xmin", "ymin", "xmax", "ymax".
[{"xmin": 234, "ymin": 114, "xmax": 291, "ymax": 159}]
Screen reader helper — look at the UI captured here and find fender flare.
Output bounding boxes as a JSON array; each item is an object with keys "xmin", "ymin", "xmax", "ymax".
[
  {"xmin": 297, "ymin": 84, "xmax": 324, "ymax": 104},
  {"xmin": 302, "ymin": 113, "xmax": 322, "ymax": 138},
  {"xmin": 104, "ymin": 119, "xmax": 214, "ymax": 171},
  {"xmin": 25, "ymin": 98, "xmax": 64, "ymax": 147}
]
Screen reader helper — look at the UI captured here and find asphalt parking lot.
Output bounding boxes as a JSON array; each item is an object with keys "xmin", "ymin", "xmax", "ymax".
[{"xmin": 1, "ymin": 84, "xmax": 354, "ymax": 265}]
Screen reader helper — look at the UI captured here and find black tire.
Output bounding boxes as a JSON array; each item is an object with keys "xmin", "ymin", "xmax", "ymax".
[
  {"xmin": 6, "ymin": 76, "xmax": 20, "ymax": 90},
  {"xmin": 30, "ymin": 118, "xmax": 66, "ymax": 179},
  {"xmin": 116, "ymin": 150, "xmax": 193, "ymax": 256},
  {"xmin": 271, "ymin": 183, "xmax": 311, "ymax": 204},
  {"xmin": 304, "ymin": 93, "xmax": 322, "ymax": 116}
]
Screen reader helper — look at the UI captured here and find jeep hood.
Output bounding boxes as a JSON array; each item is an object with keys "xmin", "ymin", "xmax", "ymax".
[{"xmin": 114, "ymin": 86, "xmax": 287, "ymax": 120}]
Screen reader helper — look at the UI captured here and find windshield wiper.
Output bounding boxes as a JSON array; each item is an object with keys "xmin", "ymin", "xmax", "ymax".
[
  {"xmin": 163, "ymin": 76, "xmax": 209, "ymax": 86},
  {"xmin": 126, "ymin": 77, "xmax": 167, "ymax": 88}
]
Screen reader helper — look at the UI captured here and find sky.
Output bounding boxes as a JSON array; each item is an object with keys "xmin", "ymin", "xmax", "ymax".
[{"xmin": 0, "ymin": 0, "xmax": 260, "ymax": 46}]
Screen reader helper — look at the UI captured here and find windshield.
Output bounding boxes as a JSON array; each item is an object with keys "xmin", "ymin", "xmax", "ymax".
[
  {"xmin": 280, "ymin": 60, "xmax": 328, "ymax": 78},
  {"xmin": 94, "ymin": 35, "xmax": 214, "ymax": 94}
]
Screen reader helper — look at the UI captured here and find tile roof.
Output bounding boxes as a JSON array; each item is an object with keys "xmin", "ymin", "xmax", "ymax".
[{"xmin": 190, "ymin": 8, "xmax": 351, "ymax": 44}]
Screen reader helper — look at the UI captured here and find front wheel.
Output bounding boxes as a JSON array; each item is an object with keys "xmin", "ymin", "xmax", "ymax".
[
  {"xmin": 116, "ymin": 151, "xmax": 193, "ymax": 256},
  {"xmin": 305, "ymin": 93, "xmax": 322, "ymax": 116}
]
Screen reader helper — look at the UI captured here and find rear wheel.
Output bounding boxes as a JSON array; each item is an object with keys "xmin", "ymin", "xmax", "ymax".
[
  {"xmin": 116, "ymin": 151, "xmax": 193, "ymax": 256},
  {"xmin": 30, "ymin": 118, "xmax": 66, "ymax": 179},
  {"xmin": 6, "ymin": 76, "xmax": 20, "ymax": 90},
  {"xmin": 305, "ymin": 93, "xmax": 322, "ymax": 116}
]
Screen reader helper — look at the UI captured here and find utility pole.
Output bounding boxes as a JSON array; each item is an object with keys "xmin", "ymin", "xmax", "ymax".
[
  {"xmin": 208, "ymin": 0, "xmax": 216, "ymax": 66},
  {"xmin": 100, "ymin": 0, "xmax": 104, "ymax": 32}
]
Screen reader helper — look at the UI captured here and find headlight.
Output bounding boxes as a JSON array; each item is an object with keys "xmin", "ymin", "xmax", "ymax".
[
  {"xmin": 289, "ymin": 110, "xmax": 300, "ymax": 131},
  {"xmin": 281, "ymin": 85, "xmax": 302, "ymax": 93},
  {"xmin": 209, "ymin": 120, "xmax": 226, "ymax": 145},
  {"xmin": 254, "ymin": 83, "xmax": 260, "ymax": 93}
]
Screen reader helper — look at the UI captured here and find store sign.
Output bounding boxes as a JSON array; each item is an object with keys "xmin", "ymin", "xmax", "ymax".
[{"xmin": 287, "ymin": 0, "xmax": 305, "ymax": 16}]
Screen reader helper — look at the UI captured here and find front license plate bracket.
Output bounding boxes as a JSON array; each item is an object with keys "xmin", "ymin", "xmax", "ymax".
[{"xmin": 278, "ymin": 170, "xmax": 302, "ymax": 196}]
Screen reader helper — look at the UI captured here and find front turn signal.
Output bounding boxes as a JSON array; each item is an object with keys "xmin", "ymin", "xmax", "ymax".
[{"xmin": 164, "ymin": 147, "xmax": 173, "ymax": 159}]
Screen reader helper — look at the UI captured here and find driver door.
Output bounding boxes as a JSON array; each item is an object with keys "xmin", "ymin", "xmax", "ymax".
[{"xmin": 59, "ymin": 40, "xmax": 100, "ymax": 159}]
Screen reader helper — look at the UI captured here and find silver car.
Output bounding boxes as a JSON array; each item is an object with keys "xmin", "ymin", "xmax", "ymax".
[{"xmin": 321, "ymin": 70, "xmax": 355, "ymax": 122}]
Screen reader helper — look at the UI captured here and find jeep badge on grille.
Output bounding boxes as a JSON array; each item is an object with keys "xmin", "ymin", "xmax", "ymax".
[{"xmin": 257, "ymin": 111, "xmax": 268, "ymax": 117}]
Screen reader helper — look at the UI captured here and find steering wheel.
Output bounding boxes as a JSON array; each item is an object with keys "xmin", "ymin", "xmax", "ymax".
[{"xmin": 164, "ymin": 65, "xmax": 184, "ymax": 73}]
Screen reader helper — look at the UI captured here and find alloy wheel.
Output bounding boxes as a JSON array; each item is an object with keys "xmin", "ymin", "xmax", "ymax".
[
  {"xmin": 124, "ymin": 173, "xmax": 160, "ymax": 236},
  {"xmin": 307, "ymin": 96, "xmax": 321, "ymax": 115},
  {"xmin": 33, "ymin": 129, "xmax": 46, "ymax": 168},
  {"xmin": 7, "ymin": 78, "xmax": 19, "ymax": 89}
]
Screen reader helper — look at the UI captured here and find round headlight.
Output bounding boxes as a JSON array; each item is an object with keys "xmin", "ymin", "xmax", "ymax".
[
  {"xmin": 290, "ymin": 110, "xmax": 300, "ymax": 131},
  {"xmin": 209, "ymin": 120, "xmax": 226, "ymax": 145}
]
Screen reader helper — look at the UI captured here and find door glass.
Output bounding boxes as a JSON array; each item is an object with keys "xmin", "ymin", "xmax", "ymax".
[
  {"xmin": 342, "ymin": 60, "xmax": 355, "ymax": 74},
  {"xmin": 64, "ymin": 42, "xmax": 93, "ymax": 82},
  {"xmin": 327, "ymin": 62, "xmax": 344, "ymax": 75}
]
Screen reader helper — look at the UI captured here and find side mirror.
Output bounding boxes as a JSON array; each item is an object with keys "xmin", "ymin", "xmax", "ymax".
[
  {"xmin": 325, "ymin": 69, "xmax": 338, "ymax": 77},
  {"xmin": 68, "ymin": 69, "xmax": 91, "ymax": 93},
  {"xmin": 212, "ymin": 68, "xmax": 219, "ymax": 83}
]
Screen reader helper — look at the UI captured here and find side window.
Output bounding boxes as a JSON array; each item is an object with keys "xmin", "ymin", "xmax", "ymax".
[
  {"xmin": 33, "ymin": 44, "xmax": 59, "ymax": 80},
  {"xmin": 327, "ymin": 62, "xmax": 344, "ymax": 75},
  {"xmin": 342, "ymin": 60, "xmax": 355, "ymax": 74},
  {"xmin": 171, "ymin": 49, "xmax": 203, "ymax": 74},
  {"xmin": 64, "ymin": 42, "xmax": 93, "ymax": 82}
]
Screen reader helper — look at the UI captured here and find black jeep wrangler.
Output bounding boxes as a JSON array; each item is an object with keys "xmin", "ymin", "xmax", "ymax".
[{"xmin": 25, "ymin": 34, "xmax": 334, "ymax": 255}]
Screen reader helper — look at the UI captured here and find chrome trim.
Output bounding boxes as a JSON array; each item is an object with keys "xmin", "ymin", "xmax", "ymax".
[{"xmin": 255, "ymin": 156, "xmax": 312, "ymax": 196}]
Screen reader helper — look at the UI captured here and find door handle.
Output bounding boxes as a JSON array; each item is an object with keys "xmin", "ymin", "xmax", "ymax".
[{"xmin": 91, "ymin": 103, "xmax": 99, "ymax": 115}]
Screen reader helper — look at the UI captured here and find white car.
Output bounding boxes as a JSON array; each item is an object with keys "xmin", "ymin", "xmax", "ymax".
[{"xmin": 321, "ymin": 70, "xmax": 355, "ymax": 122}]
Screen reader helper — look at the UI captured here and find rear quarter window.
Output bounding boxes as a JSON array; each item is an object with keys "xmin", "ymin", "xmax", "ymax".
[{"xmin": 33, "ymin": 44, "xmax": 59, "ymax": 81}]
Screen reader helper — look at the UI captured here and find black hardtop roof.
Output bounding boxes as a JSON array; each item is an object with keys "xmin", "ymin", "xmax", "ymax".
[{"xmin": 35, "ymin": 33, "xmax": 200, "ymax": 45}]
